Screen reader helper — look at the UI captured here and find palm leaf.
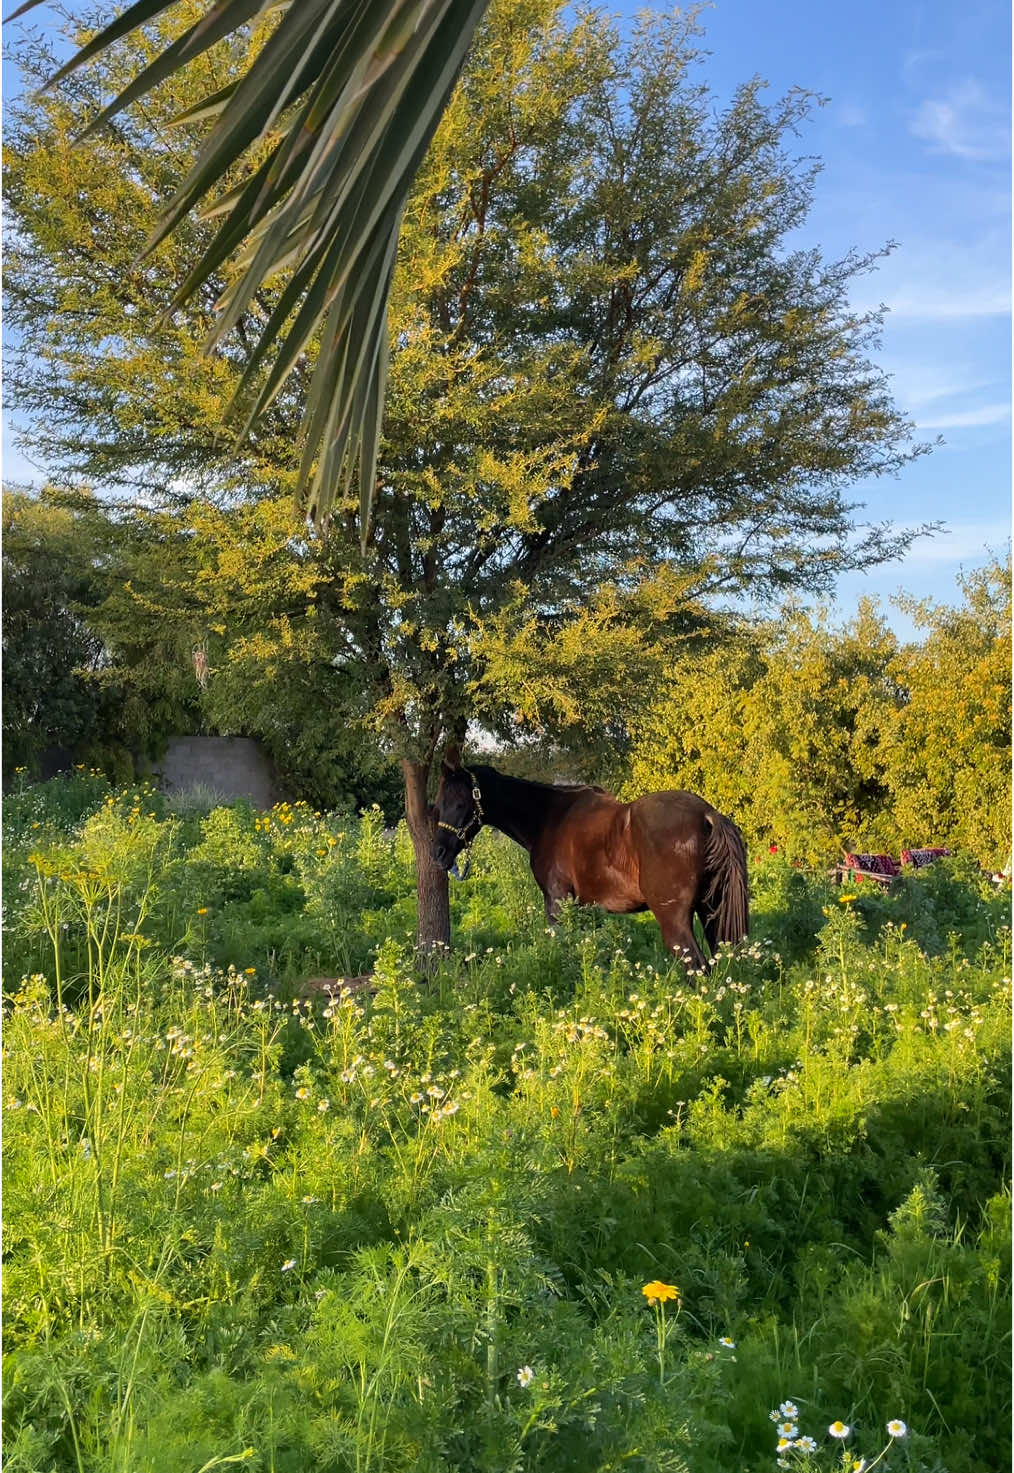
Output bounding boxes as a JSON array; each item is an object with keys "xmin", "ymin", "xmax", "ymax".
[{"xmin": 9, "ymin": 0, "xmax": 489, "ymax": 543}]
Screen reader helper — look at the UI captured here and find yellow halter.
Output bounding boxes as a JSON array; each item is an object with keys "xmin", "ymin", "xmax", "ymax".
[{"xmin": 436, "ymin": 768, "xmax": 485, "ymax": 847}]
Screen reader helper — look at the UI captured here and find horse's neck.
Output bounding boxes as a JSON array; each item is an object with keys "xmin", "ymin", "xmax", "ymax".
[{"xmin": 476, "ymin": 769, "xmax": 581, "ymax": 853}]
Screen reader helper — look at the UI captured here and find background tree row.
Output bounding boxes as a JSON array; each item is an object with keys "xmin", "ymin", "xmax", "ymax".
[{"xmin": 6, "ymin": 0, "xmax": 930, "ymax": 943}]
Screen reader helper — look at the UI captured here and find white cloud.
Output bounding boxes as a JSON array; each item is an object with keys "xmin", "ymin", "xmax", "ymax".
[
  {"xmin": 882, "ymin": 361, "xmax": 1009, "ymax": 434},
  {"xmin": 915, "ymin": 402, "xmax": 1010, "ymax": 430},
  {"xmin": 877, "ymin": 281, "xmax": 1009, "ymax": 322},
  {"xmin": 901, "ymin": 49, "xmax": 948, "ymax": 85},
  {"xmin": 910, "ymin": 79, "xmax": 1010, "ymax": 162},
  {"xmin": 893, "ymin": 521, "xmax": 1010, "ymax": 566},
  {"xmin": 851, "ymin": 233, "xmax": 1010, "ymax": 322},
  {"xmin": 835, "ymin": 102, "xmax": 868, "ymax": 128}
]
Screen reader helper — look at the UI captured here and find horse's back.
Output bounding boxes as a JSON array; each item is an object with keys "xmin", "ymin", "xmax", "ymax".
[
  {"xmin": 628, "ymin": 789, "xmax": 716, "ymax": 843},
  {"xmin": 556, "ymin": 789, "xmax": 714, "ymax": 866}
]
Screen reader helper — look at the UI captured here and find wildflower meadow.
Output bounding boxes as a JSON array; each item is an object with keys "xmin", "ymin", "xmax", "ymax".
[{"xmin": 3, "ymin": 771, "xmax": 1010, "ymax": 1472}]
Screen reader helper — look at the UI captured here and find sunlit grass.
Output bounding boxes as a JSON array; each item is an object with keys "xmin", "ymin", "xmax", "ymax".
[{"xmin": 3, "ymin": 777, "xmax": 1010, "ymax": 1471}]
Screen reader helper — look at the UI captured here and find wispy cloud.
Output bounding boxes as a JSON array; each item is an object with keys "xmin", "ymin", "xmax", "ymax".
[
  {"xmin": 885, "ymin": 285, "xmax": 1010, "ymax": 321},
  {"xmin": 895, "ymin": 521, "xmax": 1010, "ymax": 566},
  {"xmin": 835, "ymin": 102, "xmax": 868, "ymax": 128},
  {"xmin": 901, "ymin": 49, "xmax": 950, "ymax": 86},
  {"xmin": 910, "ymin": 78, "xmax": 1010, "ymax": 161},
  {"xmin": 851, "ymin": 233, "xmax": 1010, "ymax": 322},
  {"xmin": 915, "ymin": 402, "xmax": 1010, "ymax": 430},
  {"xmin": 1, "ymin": 435, "xmax": 45, "ymax": 488},
  {"xmin": 884, "ymin": 364, "xmax": 1009, "ymax": 431},
  {"xmin": 884, "ymin": 356, "xmax": 989, "ymax": 403}
]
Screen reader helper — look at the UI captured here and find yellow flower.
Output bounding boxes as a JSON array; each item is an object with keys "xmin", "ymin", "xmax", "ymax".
[
  {"xmin": 196, "ymin": 907, "xmax": 209, "ymax": 916},
  {"xmin": 641, "ymin": 1280, "xmax": 680, "ymax": 1306},
  {"xmin": 838, "ymin": 893, "xmax": 858, "ymax": 904}
]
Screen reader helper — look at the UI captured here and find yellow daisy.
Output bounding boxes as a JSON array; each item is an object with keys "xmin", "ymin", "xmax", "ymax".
[{"xmin": 641, "ymin": 1280, "xmax": 680, "ymax": 1306}]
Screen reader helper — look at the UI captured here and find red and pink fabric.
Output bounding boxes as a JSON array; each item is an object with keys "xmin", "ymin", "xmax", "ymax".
[
  {"xmin": 900, "ymin": 847, "xmax": 950, "ymax": 868},
  {"xmin": 844, "ymin": 853, "xmax": 900, "ymax": 879}
]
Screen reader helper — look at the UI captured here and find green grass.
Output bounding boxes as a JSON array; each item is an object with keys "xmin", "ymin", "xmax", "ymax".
[{"xmin": 3, "ymin": 775, "xmax": 1010, "ymax": 1472}]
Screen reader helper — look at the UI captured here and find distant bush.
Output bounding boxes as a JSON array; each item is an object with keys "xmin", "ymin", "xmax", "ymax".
[{"xmin": 629, "ymin": 558, "xmax": 1011, "ymax": 870}]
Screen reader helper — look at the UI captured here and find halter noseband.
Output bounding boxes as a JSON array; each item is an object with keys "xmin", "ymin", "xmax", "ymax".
[{"xmin": 436, "ymin": 768, "xmax": 485, "ymax": 848}]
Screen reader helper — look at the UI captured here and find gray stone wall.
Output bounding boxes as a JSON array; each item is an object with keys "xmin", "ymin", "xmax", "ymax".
[{"xmin": 150, "ymin": 736, "xmax": 283, "ymax": 810}]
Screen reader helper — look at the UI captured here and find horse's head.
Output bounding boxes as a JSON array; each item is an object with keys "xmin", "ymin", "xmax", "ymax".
[{"xmin": 431, "ymin": 759, "xmax": 484, "ymax": 870}]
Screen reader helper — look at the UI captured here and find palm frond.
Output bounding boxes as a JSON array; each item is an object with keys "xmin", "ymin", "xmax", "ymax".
[{"xmin": 9, "ymin": 0, "xmax": 489, "ymax": 543}]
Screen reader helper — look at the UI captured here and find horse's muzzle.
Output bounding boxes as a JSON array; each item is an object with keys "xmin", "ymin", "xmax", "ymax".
[{"xmin": 431, "ymin": 839, "xmax": 457, "ymax": 871}]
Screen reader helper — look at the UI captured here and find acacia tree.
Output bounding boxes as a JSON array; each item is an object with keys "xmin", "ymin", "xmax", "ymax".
[{"xmin": 6, "ymin": 1, "xmax": 926, "ymax": 951}]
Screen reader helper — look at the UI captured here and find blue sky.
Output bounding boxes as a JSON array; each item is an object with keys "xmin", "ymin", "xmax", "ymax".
[
  {"xmin": 665, "ymin": 0, "xmax": 1011, "ymax": 632},
  {"xmin": 4, "ymin": 0, "xmax": 1010, "ymax": 636}
]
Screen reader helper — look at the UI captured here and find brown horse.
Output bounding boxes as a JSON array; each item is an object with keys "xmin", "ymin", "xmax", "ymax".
[{"xmin": 431, "ymin": 759, "xmax": 748, "ymax": 967}]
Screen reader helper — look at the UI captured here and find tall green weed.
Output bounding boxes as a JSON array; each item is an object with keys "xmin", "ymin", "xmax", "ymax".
[{"xmin": 3, "ymin": 781, "xmax": 1010, "ymax": 1471}]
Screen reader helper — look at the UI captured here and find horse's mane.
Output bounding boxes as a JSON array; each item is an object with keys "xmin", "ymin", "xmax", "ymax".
[{"xmin": 471, "ymin": 764, "xmax": 611, "ymax": 798}]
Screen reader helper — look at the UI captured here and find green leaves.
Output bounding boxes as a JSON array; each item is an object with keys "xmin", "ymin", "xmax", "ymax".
[{"xmin": 16, "ymin": 0, "xmax": 490, "ymax": 542}]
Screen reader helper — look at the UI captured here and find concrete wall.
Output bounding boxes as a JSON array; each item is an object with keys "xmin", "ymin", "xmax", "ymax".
[{"xmin": 151, "ymin": 736, "xmax": 283, "ymax": 810}]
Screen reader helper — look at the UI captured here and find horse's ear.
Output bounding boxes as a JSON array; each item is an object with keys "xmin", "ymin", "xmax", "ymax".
[{"xmin": 443, "ymin": 743, "xmax": 461, "ymax": 773}]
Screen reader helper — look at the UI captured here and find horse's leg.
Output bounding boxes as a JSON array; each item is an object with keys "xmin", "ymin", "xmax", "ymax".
[
  {"xmin": 645, "ymin": 894, "xmax": 709, "ymax": 971},
  {"xmin": 636, "ymin": 844, "xmax": 709, "ymax": 969},
  {"xmin": 533, "ymin": 862, "xmax": 568, "ymax": 927}
]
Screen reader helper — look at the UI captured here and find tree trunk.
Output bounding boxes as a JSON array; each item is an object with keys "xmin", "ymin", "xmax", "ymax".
[{"xmin": 401, "ymin": 757, "xmax": 451, "ymax": 959}]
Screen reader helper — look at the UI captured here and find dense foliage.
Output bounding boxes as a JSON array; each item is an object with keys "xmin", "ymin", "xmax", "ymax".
[
  {"xmin": 0, "ymin": 488, "xmax": 404, "ymax": 810},
  {"xmin": 5, "ymin": 483, "xmax": 1006, "ymax": 869},
  {"xmin": 629, "ymin": 558, "xmax": 1012, "ymax": 869},
  {"xmin": 4, "ymin": 774, "xmax": 1010, "ymax": 1472},
  {"xmin": 1, "ymin": 489, "xmax": 144, "ymax": 774},
  {"xmin": 5, "ymin": 0, "xmax": 929, "ymax": 945}
]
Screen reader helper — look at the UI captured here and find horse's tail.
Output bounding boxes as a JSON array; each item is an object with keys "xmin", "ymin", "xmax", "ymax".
[{"xmin": 702, "ymin": 812, "xmax": 749, "ymax": 944}]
